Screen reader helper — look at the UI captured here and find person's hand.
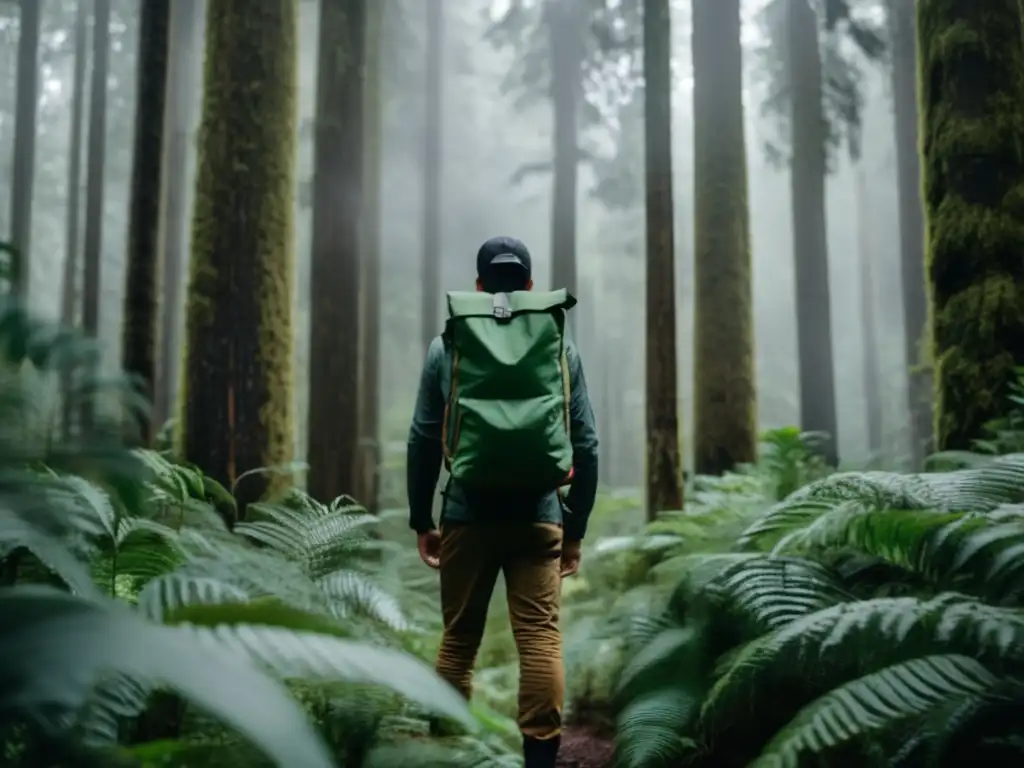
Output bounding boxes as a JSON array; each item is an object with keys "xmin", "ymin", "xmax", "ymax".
[
  {"xmin": 417, "ymin": 529, "xmax": 441, "ymax": 569},
  {"xmin": 560, "ymin": 539, "xmax": 581, "ymax": 577}
]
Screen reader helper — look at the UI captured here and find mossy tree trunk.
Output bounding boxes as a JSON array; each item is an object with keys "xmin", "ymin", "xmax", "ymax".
[
  {"xmin": 181, "ymin": 0, "xmax": 298, "ymax": 515},
  {"xmin": 888, "ymin": 0, "xmax": 931, "ymax": 466},
  {"xmin": 123, "ymin": 0, "xmax": 172, "ymax": 444},
  {"xmin": 549, "ymin": 0, "xmax": 583, "ymax": 296},
  {"xmin": 9, "ymin": 0, "xmax": 41, "ymax": 298},
  {"xmin": 917, "ymin": 0, "xmax": 1024, "ymax": 449},
  {"xmin": 421, "ymin": 0, "xmax": 443, "ymax": 352},
  {"xmin": 643, "ymin": 0, "xmax": 684, "ymax": 516},
  {"xmin": 691, "ymin": 0, "xmax": 757, "ymax": 476},
  {"xmin": 787, "ymin": 0, "xmax": 839, "ymax": 465},
  {"xmin": 306, "ymin": 0, "xmax": 365, "ymax": 503},
  {"xmin": 61, "ymin": 0, "xmax": 89, "ymax": 327},
  {"xmin": 356, "ymin": 0, "xmax": 383, "ymax": 513}
]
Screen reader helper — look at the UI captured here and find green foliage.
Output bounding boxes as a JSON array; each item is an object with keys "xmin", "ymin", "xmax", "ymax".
[
  {"xmin": 759, "ymin": 426, "xmax": 832, "ymax": 500},
  {"xmin": 611, "ymin": 434, "xmax": 1024, "ymax": 766},
  {"xmin": 0, "ymin": 300, "xmax": 517, "ymax": 768}
]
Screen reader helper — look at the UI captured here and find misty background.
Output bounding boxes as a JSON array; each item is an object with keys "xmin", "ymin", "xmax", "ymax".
[{"xmin": 0, "ymin": 0, "xmax": 906, "ymax": 490}]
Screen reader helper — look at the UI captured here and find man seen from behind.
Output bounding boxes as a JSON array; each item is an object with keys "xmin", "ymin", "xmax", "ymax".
[{"xmin": 406, "ymin": 236, "xmax": 599, "ymax": 768}]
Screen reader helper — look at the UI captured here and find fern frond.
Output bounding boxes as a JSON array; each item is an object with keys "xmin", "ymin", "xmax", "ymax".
[
  {"xmin": 751, "ymin": 655, "xmax": 998, "ymax": 768},
  {"xmin": 771, "ymin": 505, "xmax": 955, "ymax": 561},
  {"xmin": 137, "ymin": 573, "xmax": 250, "ymax": 622},
  {"xmin": 91, "ymin": 518, "xmax": 185, "ymax": 588},
  {"xmin": 74, "ymin": 672, "xmax": 151, "ymax": 746},
  {"xmin": 740, "ymin": 457, "xmax": 1024, "ymax": 551},
  {"xmin": 738, "ymin": 499, "xmax": 841, "ymax": 550},
  {"xmin": 237, "ymin": 499, "xmax": 377, "ymax": 578},
  {"xmin": 615, "ymin": 687, "xmax": 699, "ymax": 768},
  {"xmin": 318, "ymin": 569, "xmax": 411, "ymax": 631},
  {"xmin": 775, "ymin": 507, "xmax": 1024, "ymax": 602},
  {"xmin": 702, "ymin": 594, "xmax": 1024, "ymax": 723},
  {"xmin": 0, "ymin": 586, "xmax": 334, "ymax": 767},
  {"xmin": 171, "ymin": 614, "xmax": 472, "ymax": 724},
  {"xmin": 707, "ymin": 556, "xmax": 853, "ymax": 631}
]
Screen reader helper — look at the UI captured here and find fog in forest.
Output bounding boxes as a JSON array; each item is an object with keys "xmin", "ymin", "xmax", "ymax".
[
  {"xmin": 0, "ymin": 0, "xmax": 908, "ymax": 500},
  {"xmin": 8, "ymin": 1, "xmax": 1024, "ymax": 766}
]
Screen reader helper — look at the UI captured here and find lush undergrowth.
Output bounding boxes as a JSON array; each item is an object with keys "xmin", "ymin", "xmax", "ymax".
[
  {"xmin": 3, "ymin": 297, "xmax": 1022, "ymax": 768},
  {"xmin": 605, "ymin": 405, "xmax": 1024, "ymax": 766}
]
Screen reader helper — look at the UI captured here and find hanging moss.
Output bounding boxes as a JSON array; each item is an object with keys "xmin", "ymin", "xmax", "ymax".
[
  {"xmin": 691, "ymin": 0, "xmax": 757, "ymax": 475},
  {"xmin": 917, "ymin": 0, "xmax": 1024, "ymax": 450},
  {"xmin": 178, "ymin": 0, "xmax": 298, "ymax": 514}
]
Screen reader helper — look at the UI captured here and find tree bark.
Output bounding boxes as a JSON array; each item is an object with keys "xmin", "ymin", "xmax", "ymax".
[
  {"xmin": 788, "ymin": 0, "xmax": 839, "ymax": 465},
  {"xmin": 123, "ymin": 0, "xmax": 172, "ymax": 444},
  {"xmin": 82, "ymin": 0, "xmax": 112, "ymax": 342},
  {"xmin": 9, "ymin": 0, "xmax": 42, "ymax": 297},
  {"xmin": 181, "ymin": 0, "xmax": 298, "ymax": 515},
  {"xmin": 691, "ymin": 0, "xmax": 757, "ymax": 476},
  {"xmin": 61, "ymin": 0, "xmax": 89, "ymax": 327},
  {"xmin": 356, "ymin": 0, "xmax": 383, "ymax": 513},
  {"xmin": 305, "ymin": 0, "xmax": 365, "ymax": 503},
  {"xmin": 856, "ymin": 166, "xmax": 883, "ymax": 458},
  {"xmin": 917, "ymin": 0, "xmax": 1024, "ymax": 449},
  {"xmin": 888, "ymin": 0, "xmax": 931, "ymax": 466},
  {"xmin": 548, "ymin": 0, "xmax": 582, "ymax": 295},
  {"xmin": 155, "ymin": 0, "xmax": 203, "ymax": 431},
  {"xmin": 421, "ymin": 0, "xmax": 443, "ymax": 352},
  {"xmin": 643, "ymin": 0, "xmax": 684, "ymax": 517}
]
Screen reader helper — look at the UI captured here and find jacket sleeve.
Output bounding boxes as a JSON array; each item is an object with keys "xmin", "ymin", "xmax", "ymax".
[
  {"xmin": 406, "ymin": 337, "xmax": 445, "ymax": 533},
  {"xmin": 563, "ymin": 340, "xmax": 600, "ymax": 541}
]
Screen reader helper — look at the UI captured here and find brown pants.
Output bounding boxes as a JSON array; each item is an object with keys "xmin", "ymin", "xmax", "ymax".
[{"xmin": 435, "ymin": 522, "xmax": 564, "ymax": 740}]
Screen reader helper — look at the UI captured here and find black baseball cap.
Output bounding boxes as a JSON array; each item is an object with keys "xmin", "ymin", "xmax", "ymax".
[{"xmin": 476, "ymin": 236, "xmax": 532, "ymax": 281}]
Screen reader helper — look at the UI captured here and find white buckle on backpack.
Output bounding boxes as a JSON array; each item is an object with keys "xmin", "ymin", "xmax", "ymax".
[{"xmin": 492, "ymin": 292, "xmax": 512, "ymax": 321}]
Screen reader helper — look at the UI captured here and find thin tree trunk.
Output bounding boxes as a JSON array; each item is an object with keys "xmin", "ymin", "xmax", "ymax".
[
  {"xmin": 9, "ymin": 0, "xmax": 42, "ymax": 297},
  {"xmin": 356, "ymin": 0, "xmax": 383, "ymax": 513},
  {"xmin": 420, "ymin": 0, "xmax": 442, "ymax": 352},
  {"xmin": 548, "ymin": 0, "xmax": 582, "ymax": 296},
  {"xmin": 856, "ymin": 167, "xmax": 883, "ymax": 458},
  {"xmin": 691, "ymin": 0, "xmax": 757, "ymax": 476},
  {"xmin": 123, "ymin": 0, "xmax": 172, "ymax": 444},
  {"xmin": 82, "ymin": 0, "xmax": 111, "ymax": 342},
  {"xmin": 888, "ymin": 0, "xmax": 931, "ymax": 466},
  {"xmin": 642, "ymin": 0, "xmax": 684, "ymax": 517},
  {"xmin": 79, "ymin": 0, "xmax": 111, "ymax": 436},
  {"xmin": 788, "ymin": 0, "xmax": 839, "ymax": 465},
  {"xmin": 155, "ymin": 0, "xmax": 203, "ymax": 431},
  {"xmin": 306, "ymin": 0, "xmax": 365, "ymax": 503},
  {"xmin": 182, "ymin": 0, "xmax": 298, "ymax": 515},
  {"xmin": 917, "ymin": 0, "xmax": 1024, "ymax": 449},
  {"xmin": 596, "ymin": 263, "xmax": 615, "ymax": 485},
  {"xmin": 61, "ymin": 0, "xmax": 89, "ymax": 327}
]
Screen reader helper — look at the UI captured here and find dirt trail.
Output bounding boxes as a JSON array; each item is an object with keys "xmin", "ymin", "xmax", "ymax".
[{"xmin": 556, "ymin": 725, "xmax": 615, "ymax": 768}]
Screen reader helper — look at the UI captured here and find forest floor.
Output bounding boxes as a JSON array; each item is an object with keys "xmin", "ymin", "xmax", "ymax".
[{"xmin": 557, "ymin": 724, "xmax": 616, "ymax": 767}]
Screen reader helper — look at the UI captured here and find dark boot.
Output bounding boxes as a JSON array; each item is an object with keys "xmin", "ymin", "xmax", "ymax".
[{"xmin": 523, "ymin": 735, "xmax": 561, "ymax": 768}]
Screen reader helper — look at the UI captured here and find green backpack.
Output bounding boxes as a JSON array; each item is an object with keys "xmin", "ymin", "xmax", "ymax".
[{"xmin": 442, "ymin": 288, "xmax": 576, "ymax": 492}]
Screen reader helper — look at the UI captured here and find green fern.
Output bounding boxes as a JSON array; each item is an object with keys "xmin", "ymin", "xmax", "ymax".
[
  {"xmin": 750, "ymin": 655, "xmax": 1001, "ymax": 767},
  {"xmin": 0, "ymin": 301, "xmax": 481, "ymax": 766},
  {"xmin": 613, "ymin": 443, "xmax": 1024, "ymax": 766},
  {"xmin": 701, "ymin": 593, "xmax": 1024, "ymax": 723}
]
